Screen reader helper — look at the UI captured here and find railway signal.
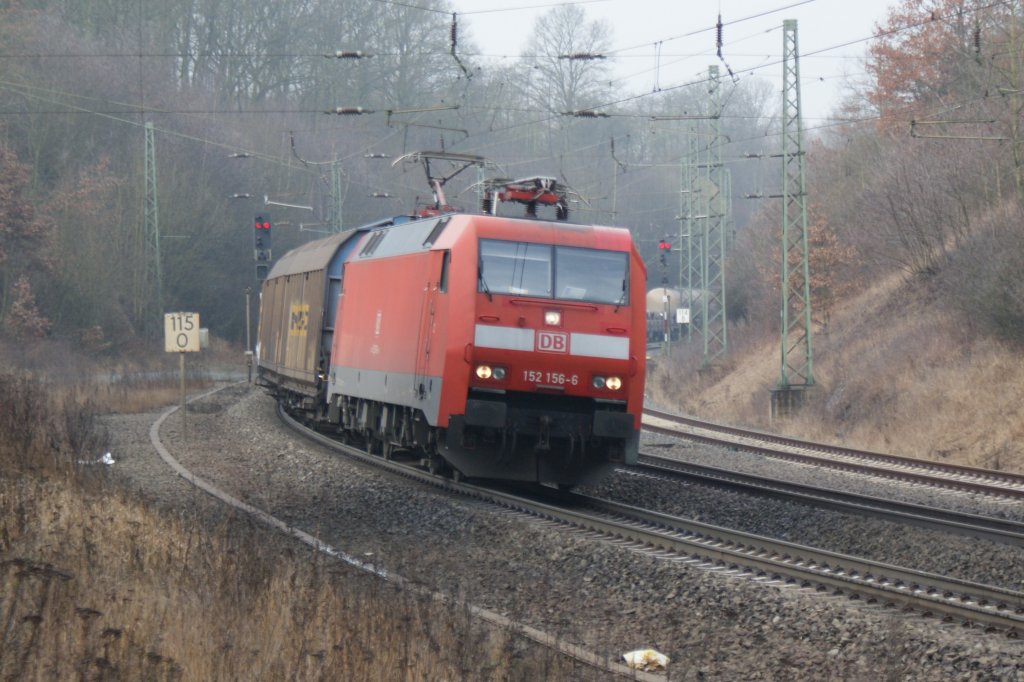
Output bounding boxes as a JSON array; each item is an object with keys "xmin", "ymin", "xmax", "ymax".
[
  {"xmin": 254, "ymin": 212, "xmax": 272, "ymax": 262},
  {"xmin": 658, "ymin": 238, "xmax": 672, "ymax": 266}
]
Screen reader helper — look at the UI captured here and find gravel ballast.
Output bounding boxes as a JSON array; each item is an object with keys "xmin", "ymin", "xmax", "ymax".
[{"xmin": 104, "ymin": 384, "xmax": 1024, "ymax": 680}]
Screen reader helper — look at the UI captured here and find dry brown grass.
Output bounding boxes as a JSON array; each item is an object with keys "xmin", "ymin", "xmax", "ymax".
[
  {"xmin": 0, "ymin": 334, "xmax": 239, "ymax": 415},
  {"xmin": 92, "ymin": 375, "xmax": 202, "ymax": 414},
  {"xmin": 652, "ymin": 271, "xmax": 1024, "ymax": 474},
  {"xmin": 1, "ymin": 479, "xmax": 581, "ymax": 680},
  {"xmin": 0, "ymin": 372, "xmax": 601, "ymax": 681}
]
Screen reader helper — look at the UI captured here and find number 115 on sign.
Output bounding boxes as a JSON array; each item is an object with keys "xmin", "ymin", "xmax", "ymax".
[{"xmin": 164, "ymin": 312, "xmax": 200, "ymax": 352}]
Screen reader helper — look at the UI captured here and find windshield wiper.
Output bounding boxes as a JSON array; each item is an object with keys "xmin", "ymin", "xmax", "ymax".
[
  {"xmin": 614, "ymin": 279, "xmax": 627, "ymax": 312},
  {"xmin": 478, "ymin": 262, "xmax": 493, "ymax": 301}
]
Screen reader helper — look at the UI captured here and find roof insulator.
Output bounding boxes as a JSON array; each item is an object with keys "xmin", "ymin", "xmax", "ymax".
[
  {"xmin": 563, "ymin": 110, "xmax": 610, "ymax": 118},
  {"xmin": 325, "ymin": 107, "xmax": 374, "ymax": 115},
  {"xmin": 328, "ymin": 50, "xmax": 371, "ymax": 59},
  {"xmin": 558, "ymin": 52, "xmax": 606, "ymax": 60}
]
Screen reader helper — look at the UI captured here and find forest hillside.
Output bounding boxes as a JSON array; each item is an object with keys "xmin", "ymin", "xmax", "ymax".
[{"xmin": 1, "ymin": 1, "xmax": 1023, "ymax": 474}]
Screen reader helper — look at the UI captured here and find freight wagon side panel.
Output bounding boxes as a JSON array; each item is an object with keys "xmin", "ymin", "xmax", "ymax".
[{"xmin": 257, "ymin": 230, "xmax": 365, "ymax": 396}]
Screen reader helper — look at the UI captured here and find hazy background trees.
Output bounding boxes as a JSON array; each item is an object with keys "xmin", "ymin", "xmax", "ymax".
[{"xmin": 1, "ymin": 0, "xmax": 1022, "ymax": 350}]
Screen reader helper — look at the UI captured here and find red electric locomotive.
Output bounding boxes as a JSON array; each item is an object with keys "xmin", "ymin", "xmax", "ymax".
[{"xmin": 257, "ymin": 156, "xmax": 646, "ymax": 487}]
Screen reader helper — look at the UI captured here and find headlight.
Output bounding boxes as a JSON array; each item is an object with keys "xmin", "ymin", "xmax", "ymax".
[
  {"xmin": 592, "ymin": 375, "xmax": 622, "ymax": 390},
  {"xmin": 544, "ymin": 310, "xmax": 561, "ymax": 326},
  {"xmin": 475, "ymin": 365, "xmax": 506, "ymax": 380}
]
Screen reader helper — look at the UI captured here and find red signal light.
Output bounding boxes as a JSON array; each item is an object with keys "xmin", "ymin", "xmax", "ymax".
[
  {"xmin": 253, "ymin": 213, "xmax": 272, "ymax": 262},
  {"xmin": 658, "ymin": 240, "xmax": 671, "ymax": 250}
]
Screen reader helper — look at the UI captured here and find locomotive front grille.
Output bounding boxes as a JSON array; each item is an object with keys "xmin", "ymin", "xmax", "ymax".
[{"xmin": 465, "ymin": 389, "xmax": 626, "ymax": 438}]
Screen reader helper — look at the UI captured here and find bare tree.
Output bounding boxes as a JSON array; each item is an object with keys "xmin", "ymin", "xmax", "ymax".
[
  {"xmin": 521, "ymin": 5, "xmax": 613, "ymax": 115},
  {"xmin": 860, "ymin": 134, "xmax": 984, "ymax": 275},
  {"xmin": 0, "ymin": 146, "xmax": 53, "ymax": 327}
]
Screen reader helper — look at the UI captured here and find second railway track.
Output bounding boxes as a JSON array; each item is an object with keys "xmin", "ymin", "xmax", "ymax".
[
  {"xmin": 631, "ymin": 453, "xmax": 1024, "ymax": 547},
  {"xmin": 643, "ymin": 407, "xmax": 1024, "ymax": 501}
]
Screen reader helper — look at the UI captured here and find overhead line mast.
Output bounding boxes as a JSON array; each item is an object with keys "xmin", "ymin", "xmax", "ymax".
[
  {"xmin": 700, "ymin": 65, "xmax": 728, "ymax": 369},
  {"xmin": 772, "ymin": 18, "xmax": 814, "ymax": 419},
  {"xmin": 140, "ymin": 120, "xmax": 162, "ymax": 336}
]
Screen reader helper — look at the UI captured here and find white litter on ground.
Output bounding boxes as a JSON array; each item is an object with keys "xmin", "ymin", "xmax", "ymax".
[
  {"xmin": 77, "ymin": 452, "xmax": 115, "ymax": 465},
  {"xmin": 623, "ymin": 649, "xmax": 670, "ymax": 672}
]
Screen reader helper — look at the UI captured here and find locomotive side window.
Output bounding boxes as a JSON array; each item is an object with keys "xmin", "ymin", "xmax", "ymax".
[
  {"xmin": 554, "ymin": 246, "xmax": 628, "ymax": 305},
  {"xmin": 439, "ymin": 250, "xmax": 450, "ymax": 292},
  {"xmin": 478, "ymin": 240, "xmax": 552, "ymax": 296}
]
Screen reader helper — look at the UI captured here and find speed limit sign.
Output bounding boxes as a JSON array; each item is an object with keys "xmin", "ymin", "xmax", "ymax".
[{"xmin": 164, "ymin": 312, "xmax": 200, "ymax": 352}]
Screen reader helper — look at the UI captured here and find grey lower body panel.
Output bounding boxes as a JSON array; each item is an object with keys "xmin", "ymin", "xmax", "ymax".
[{"xmin": 327, "ymin": 366, "xmax": 442, "ymax": 424}]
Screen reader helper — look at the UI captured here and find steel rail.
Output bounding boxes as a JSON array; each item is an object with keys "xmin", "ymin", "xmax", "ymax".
[
  {"xmin": 643, "ymin": 408, "xmax": 1024, "ymax": 501},
  {"xmin": 631, "ymin": 454, "xmax": 1024, "ymax": 547},
  {"xmin": 280, "ymin": 407, "xmax": 1024, "ymax": 638},
  {"xmin": 541, "ymin": 490, "xmax": 1024, "ymax": 638},
  {"xmin": 149, "ymin": 388, "xmax": 665, "ymax": 682},
  {"xmin": 274, "ymin": 406, "xmax": 666, "ymax": 681}
]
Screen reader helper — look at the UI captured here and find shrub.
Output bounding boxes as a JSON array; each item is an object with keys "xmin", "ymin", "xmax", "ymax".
[{"xmin": 942, "ymin": 202, "xmax": 1024, "ymax": 345}]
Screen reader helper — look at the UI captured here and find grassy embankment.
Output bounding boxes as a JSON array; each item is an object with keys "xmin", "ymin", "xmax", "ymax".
[
  {"xmin": 0, "ymin": 370, "xmax": 592, "ymax": 681},
  {"xmin": 648, "ymin": 273, "xmax": 1024, "ymax": 474}
]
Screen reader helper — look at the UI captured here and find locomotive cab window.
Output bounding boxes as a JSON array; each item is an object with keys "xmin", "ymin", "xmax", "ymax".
[
  {"xmin": 478, "ymin": 240, "xmax": 552, "ymax": 297},
  {"xmin": 554, "ymin": 246, "xmax": 628, "ymax": 305},
  {"xmin": 478, "ymin": 239, "xmax": 628, "ymax": 305}
]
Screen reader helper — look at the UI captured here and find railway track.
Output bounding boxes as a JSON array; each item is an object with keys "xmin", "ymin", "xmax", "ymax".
[
  {"xmin": 279, "ymin": 406, "xmax": 1024, "ymax": 639},
  {"xmin": 630, "ymin": 454, "xmax": 1024, "ymax": 547},
  {"xmin": 543, "ymin": 490, "xmax": 1024, "ymax": 638},
  {"xmin": 150, "ymin": 386, "xmax": 666, "ymax": 682},
  {"xmin": 643, "ymin": 408, "xmax": 1024, "ymax": 501}
]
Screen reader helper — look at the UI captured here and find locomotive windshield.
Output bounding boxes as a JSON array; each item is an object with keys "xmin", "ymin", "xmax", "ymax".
[{"xmin": 478, "ymin": 239, "xmax": 628, "ymax": 305}]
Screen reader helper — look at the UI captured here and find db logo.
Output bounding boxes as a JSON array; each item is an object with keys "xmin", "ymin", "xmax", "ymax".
[{"xmin": 537, "ymin": 331, "xmax": 568, "ymax": 353}]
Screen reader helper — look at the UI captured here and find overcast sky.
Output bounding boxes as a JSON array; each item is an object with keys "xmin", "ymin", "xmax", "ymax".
[{"xmin": 453, "ymin": 0, "xmax": 897, "ymax": 121}]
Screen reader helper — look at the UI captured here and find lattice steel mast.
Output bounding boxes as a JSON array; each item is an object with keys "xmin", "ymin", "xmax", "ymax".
[
  {"xmin": 775, "ymin": 19, "xmax": 814, "ymax": 409},
  {"xmin": 681, "ymin": 125, "xmax": 700, "ymax": 343},
  {"xmin": 141, "ymin": 121, "xmax": 162, "ymax": 333},
  {"xmin": 701, "ymin": 65, "xmax": 728, "ymax": 366},
  {"xmin": 331, "ymin": 160, "xmax": 344, "ymax": 233}
]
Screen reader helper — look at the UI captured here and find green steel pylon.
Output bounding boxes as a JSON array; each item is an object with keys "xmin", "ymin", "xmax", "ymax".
[
  {"xmin": 681, "ymin": 123, "xmax": 701, "ymax": 343},
  {"xmin": 701, "ymin": 65, "xmax": 728, "ymax": 366},
  {"xmin": 141, "ymin": 121, "xmax": 162, "ymax": 333},
  {"xmin": 779, "ymin": 19, "xmax": 814, "ymax": 389},
  {"xmin": 331, "ymin": 160, "xmax": 343, "ymax": 233}
]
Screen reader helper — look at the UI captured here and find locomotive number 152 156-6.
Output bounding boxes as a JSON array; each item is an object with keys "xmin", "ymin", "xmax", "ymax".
[{"xmin": 522, "ymin": 370, "xmax": 579, "ymax": 386}]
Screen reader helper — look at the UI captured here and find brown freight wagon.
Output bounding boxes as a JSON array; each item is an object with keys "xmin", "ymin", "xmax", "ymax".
[{"xmin": 255, "ymin": 228, "xmax": 365, "ymax": 408}]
